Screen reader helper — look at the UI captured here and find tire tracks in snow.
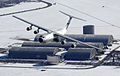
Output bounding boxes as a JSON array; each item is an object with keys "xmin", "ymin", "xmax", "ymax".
[{"xmin": 0, "ymin": 0, "xmax": 52, "ymax": 16}]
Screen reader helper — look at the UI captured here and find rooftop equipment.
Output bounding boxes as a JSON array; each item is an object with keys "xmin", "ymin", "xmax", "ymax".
[{"xmin": 47, "ymin": 56, "xmax": 62, "ymax": 65}]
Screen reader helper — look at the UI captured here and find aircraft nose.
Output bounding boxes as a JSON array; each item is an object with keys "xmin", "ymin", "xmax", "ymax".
[{"xmin": 39, "ymin": 38, "xmax": 43, "ymax": 43}]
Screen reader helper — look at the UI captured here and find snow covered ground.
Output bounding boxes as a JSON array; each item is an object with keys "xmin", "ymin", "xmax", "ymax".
[
  {"xmin": 0, "ymin": 0, "xmax": 120, "ymax": 76},
  {"xmin": 0, "ymin": 63, "xmax": 120, "ymax": 76}
]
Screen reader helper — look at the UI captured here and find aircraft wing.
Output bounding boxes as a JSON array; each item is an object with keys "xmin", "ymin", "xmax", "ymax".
[
  {"xmin": 13, "ymin": 15, "xmax": 51, "ymax": 33},
  {"xmin": 53, "ymin": 32, "xmax": 102, "ymax": 50},
  {"xmin": 13, "ymin": 15, "xmax": 102, "ymax": 50}
]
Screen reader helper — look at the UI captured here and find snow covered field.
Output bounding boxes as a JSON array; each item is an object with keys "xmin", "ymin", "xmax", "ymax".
[
  {"xmin": 0, "ymin": 63, "xmax": 120, "ymax": 76},
  {"xmin": 0, "ymin": 0, "xmax": 120, "ymax": 76}
]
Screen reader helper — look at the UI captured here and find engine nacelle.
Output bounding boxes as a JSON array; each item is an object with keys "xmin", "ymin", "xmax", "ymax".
[
  {"xmin": 34, "ymin": 30, "xmax": 39, "ymax": 34},
  {"xmin": 39, "ymin": 38, "xmax": 44, "ymax": 43},
  {"xmin": 26, "ymin": 26, "xmax": 32, "ymax": 31},
  {"xmin": 71, "ymin": 43, "xmax": 76, "ymax": 48},
  {"xmin": 53, "ymin": 36, "xmax": 61, "ymax": 42},
  {"xmin": 53, "ymin": 38, "xmax": 59, "ymax": 42},
  {"xmin": 34, "ymin": 34, "xmax": 43, "ymax": 42},
  {"xmin": 61, "ymin": 40, "xmax": 66, "ymax": 45}
]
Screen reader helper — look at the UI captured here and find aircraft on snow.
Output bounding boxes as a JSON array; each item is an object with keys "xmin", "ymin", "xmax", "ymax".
[{"xmin": 12, "ymin": 11, "xmax": 102, "ymax": 50}]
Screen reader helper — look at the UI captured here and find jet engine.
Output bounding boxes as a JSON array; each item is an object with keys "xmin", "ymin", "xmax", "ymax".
[
  {"xmin": 61, "ymin": 40, "xmax": 66, "ymax": 45},
  {"xmin": 39, "ymin": 38, "xmax": 44, "ymax": 43},
  {"xmin": 26, "ymin": 26, "xmax": 32, "ymax": 31},
  {"xmin": 34, "ymin": 29, "xmax": 39, "ymax": 34},
  {"xmin": 53, "ymin": 36, "xmax": 61, "ymax": 42},
  {"xmin": 71, "ymin": 43, "xmax": 76, "ymax": 48}
]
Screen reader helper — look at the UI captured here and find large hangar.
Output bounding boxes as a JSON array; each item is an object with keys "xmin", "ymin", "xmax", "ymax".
[
  {"xmin": 34, "ymin": 34, "xmax": 113, "ymax": 46},
  {"xmin": 64, "ymin": 48, "xmax": 96, "ymax": 60},
  {"xmin": 64, "ymin": 34, "xmax": 113, "ymax": 46},
  {"xmin": 22, "ymin": 42, "xmax": 104, "ymax": 53},
  {"xmin": 8, "ymin": 47, "xmax": 61, "ymax": 59},
  {"xmin": 7, "ymin": 47, "xmax": 97, "ymax": 61}
]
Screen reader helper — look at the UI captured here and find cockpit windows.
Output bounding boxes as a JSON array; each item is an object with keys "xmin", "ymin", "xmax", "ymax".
[
  {"xmin": 40, "ymin": 35, "xmax": 43, "ymax": 37},
  {"xmin": 40, "ymin": 35, "xmax": 45, "ymax": 38}
]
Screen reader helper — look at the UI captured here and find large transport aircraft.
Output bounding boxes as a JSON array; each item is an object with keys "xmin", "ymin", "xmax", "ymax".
[{"xmin": 12, "ymin": 11, "xmax": 102, "ymax": 50}]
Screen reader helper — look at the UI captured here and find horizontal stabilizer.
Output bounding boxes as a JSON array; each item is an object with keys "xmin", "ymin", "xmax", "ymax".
[{"xmin": 59, "ymin": 11, "xmax": 86, "ymax": 21}]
